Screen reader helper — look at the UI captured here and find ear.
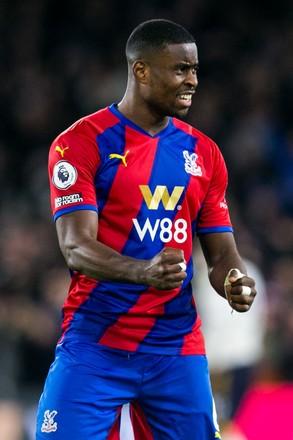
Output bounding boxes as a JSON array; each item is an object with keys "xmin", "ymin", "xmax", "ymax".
[{"xmin": 132, "ymin": 60, "xmax": 149, "ymax": 84}]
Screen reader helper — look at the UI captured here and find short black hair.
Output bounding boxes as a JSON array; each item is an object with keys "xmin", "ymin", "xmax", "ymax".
[{"xmin": 126, "ymin": 19, "xmax": 195, "ymax": 62}]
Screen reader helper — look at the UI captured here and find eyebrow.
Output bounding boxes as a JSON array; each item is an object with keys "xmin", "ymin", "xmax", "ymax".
[{"xmin": 177, "ymin": 61, "xmax": 199, "ymax": 69}]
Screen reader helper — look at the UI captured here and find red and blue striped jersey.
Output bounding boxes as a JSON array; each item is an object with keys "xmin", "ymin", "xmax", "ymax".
[{"xmin": 48, "ymin": 104, "xmax": 233, "ymax": 355}]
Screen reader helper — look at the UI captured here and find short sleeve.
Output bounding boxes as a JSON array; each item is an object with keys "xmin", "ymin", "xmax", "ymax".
[
  {"xmin": 48, "ymin": 122, "xmax": 100, "ymax": 221},
  {"xmin": 196, "ymin": 142, "xmax": 233, "ymax": 234}
]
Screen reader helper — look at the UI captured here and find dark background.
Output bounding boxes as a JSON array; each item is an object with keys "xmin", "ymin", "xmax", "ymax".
[{"xmin": 0, "ymin": 1, "xmax": 292, "ymax": 438}]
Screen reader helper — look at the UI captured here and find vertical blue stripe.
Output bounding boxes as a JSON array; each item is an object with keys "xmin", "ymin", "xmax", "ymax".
[
  {"xmin": 123, "ymin": 121, "xmax": 198, "ymax": 258},
  {"xmin": 95, "ymin": 123, "xmax": 126, "ymax": 215}
]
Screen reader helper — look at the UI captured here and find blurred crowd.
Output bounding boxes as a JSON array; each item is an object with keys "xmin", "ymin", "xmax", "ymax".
[{"xmin": 0, "ymin": 0, "xmax": 292, "ymax": 439}]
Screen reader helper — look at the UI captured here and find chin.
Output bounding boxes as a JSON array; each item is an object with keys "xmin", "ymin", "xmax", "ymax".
[
  {"xmin": 169, "ymin": 108, "xmax": 190, "ymax": 119},
  {"xmin": 156, "ymin": 102, "xmax": 190, "ymax": 119}
]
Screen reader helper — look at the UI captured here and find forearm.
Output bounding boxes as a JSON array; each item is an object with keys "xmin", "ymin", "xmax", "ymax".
[
  {"xmin": 207, "ymin": 248, "xmax": 246, "ymax": 298},
  {"xmin": 63, "ymin": 236, "xmax": 147, "ymax": 284},
  {"xmin": 199, "ymin": 232, "xmax": 246, "ymax": 298},
  {"xmin": 199, "ymin": 232, "xmax": 257, "ymax": 312},
  {"xmin": 56, "ymin": 211, "xmax": 143, "ymax": 284},
  {"xmin": 56, "ymin": 210, "xmax": 186, "ymax": 290}
]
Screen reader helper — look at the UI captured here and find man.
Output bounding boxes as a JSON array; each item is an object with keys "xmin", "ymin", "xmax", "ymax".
[{"xmin": 36, "ymin": 19, "xmax": 256, "ymax": 440}]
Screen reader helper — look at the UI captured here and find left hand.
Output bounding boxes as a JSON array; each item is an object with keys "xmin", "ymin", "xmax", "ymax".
[{"xmin": 224, "ymin": 268, "xmax": 256, "ymax": 312}]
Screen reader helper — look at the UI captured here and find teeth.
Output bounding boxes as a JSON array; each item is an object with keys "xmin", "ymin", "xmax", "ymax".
[{"xmin": 180, "ymin": 94, "xmax": 191, "ymax": 100}]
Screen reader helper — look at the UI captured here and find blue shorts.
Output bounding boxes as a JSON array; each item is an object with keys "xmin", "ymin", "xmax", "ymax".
[{"xmin": 36, "ymin": 341, "xmax": 221, "ymax": 439}]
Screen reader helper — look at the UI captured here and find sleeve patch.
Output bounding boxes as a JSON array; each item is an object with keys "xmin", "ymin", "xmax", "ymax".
[{"xmin": 52, "ymin": 160, "xmax": 78, "ymax": 190}]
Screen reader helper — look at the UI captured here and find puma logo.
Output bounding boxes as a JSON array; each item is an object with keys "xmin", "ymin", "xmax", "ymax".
[
  {"xmin": 109, "ymin": 150, "xmax": 130, "ymax": 167},
  {"xmin": 55, "ymin": 146, "xmax": 69, "ymax": 158}
]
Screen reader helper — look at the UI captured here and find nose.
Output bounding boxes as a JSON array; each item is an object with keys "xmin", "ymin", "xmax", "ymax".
[{"xmin": 185, "ymin": 70, "xmax": 198, "ymax": 89}]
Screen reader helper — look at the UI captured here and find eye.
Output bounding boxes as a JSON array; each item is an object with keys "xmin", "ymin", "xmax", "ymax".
[
  {"xmin": 175, "ymin": 67, "xmax": 185, "ymax": 74},
  {"xmin": 176, "ymin": 64, "xmax": 199, "ymax": 75}
]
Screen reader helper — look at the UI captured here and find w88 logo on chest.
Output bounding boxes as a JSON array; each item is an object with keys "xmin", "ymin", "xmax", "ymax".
[
  {"xmin": 132, "ymin": 217, "xmax": 188, "ymax": 243},
  {"xmin": 133, "ymin": 184, "xmax": 189, "ymax": 243}
]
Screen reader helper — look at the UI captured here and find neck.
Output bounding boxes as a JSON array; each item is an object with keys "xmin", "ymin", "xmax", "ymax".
[{"xmin": 117, "ymin": 96, "xmax": 169, "ymax": 136}]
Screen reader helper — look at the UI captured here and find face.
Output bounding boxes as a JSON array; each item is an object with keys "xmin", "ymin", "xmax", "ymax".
[{"xmin": 141, "ymin": 43, "xmax": 199, "ymax": 119}]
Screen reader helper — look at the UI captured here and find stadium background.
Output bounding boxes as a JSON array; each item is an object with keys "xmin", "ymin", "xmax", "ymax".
[{"xmin": 0, "ymin": 0, "xmax": 292, "ymax": 438}]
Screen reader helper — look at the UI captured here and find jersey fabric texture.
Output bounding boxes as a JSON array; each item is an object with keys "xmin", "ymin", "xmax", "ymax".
[{"xmin": 48, "ymin": 103, "xmax": 233, "ymax": 356}]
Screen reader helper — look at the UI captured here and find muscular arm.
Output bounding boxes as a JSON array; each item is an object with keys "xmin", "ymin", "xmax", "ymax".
[
  {"xmin": 199, "ymin": 232, "xmax": 256, "ymax": 312},
  {"xmin": 56, "ymin": 210, "xmax": 187, "ymax": 290}
]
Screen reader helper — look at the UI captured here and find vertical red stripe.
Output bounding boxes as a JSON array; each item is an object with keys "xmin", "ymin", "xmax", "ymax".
[
  {"xmin": 181, "ymin": 297, "xmax": 206, "ymax": 355},
  {"xmin": 61, "ymin": 274, "xmax": 98, "ymax": 333},
  {"xmin": 131, "ymin": 402, "xmax": 154, "ymax": 440},
  {"xmin": 107, "ymin": 406, "xmax": 122, "ymax": 440}
]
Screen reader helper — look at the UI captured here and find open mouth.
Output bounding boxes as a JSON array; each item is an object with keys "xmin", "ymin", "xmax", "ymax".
[{"xmin": 177, "ymin": 93, "xmax": 193, "ymax": 106}]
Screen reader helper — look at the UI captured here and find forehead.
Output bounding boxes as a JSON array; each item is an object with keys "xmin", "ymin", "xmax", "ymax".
[{"xmin": 153, "ymin": 42, "xmax": 198, "ymax": 66}]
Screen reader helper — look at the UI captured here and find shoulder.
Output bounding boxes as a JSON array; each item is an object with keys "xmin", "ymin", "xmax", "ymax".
[
  {"xmin": 56, "ymin": 106, "xmax": 120, "ymax": 142},
  {"xmin": 172, "ymin": 118, "xmax": 218, "ymax": 149},
  {"xmin": 172, "ymin": 118, "xmax": 227, "ymax": 178},
  {"xmin": 49, "ymin": 107, "xmax": 112, "ymax": 164},
  {"xmin": 171, "ymin": 118, "xmax": 223, "ymax": 166}
]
